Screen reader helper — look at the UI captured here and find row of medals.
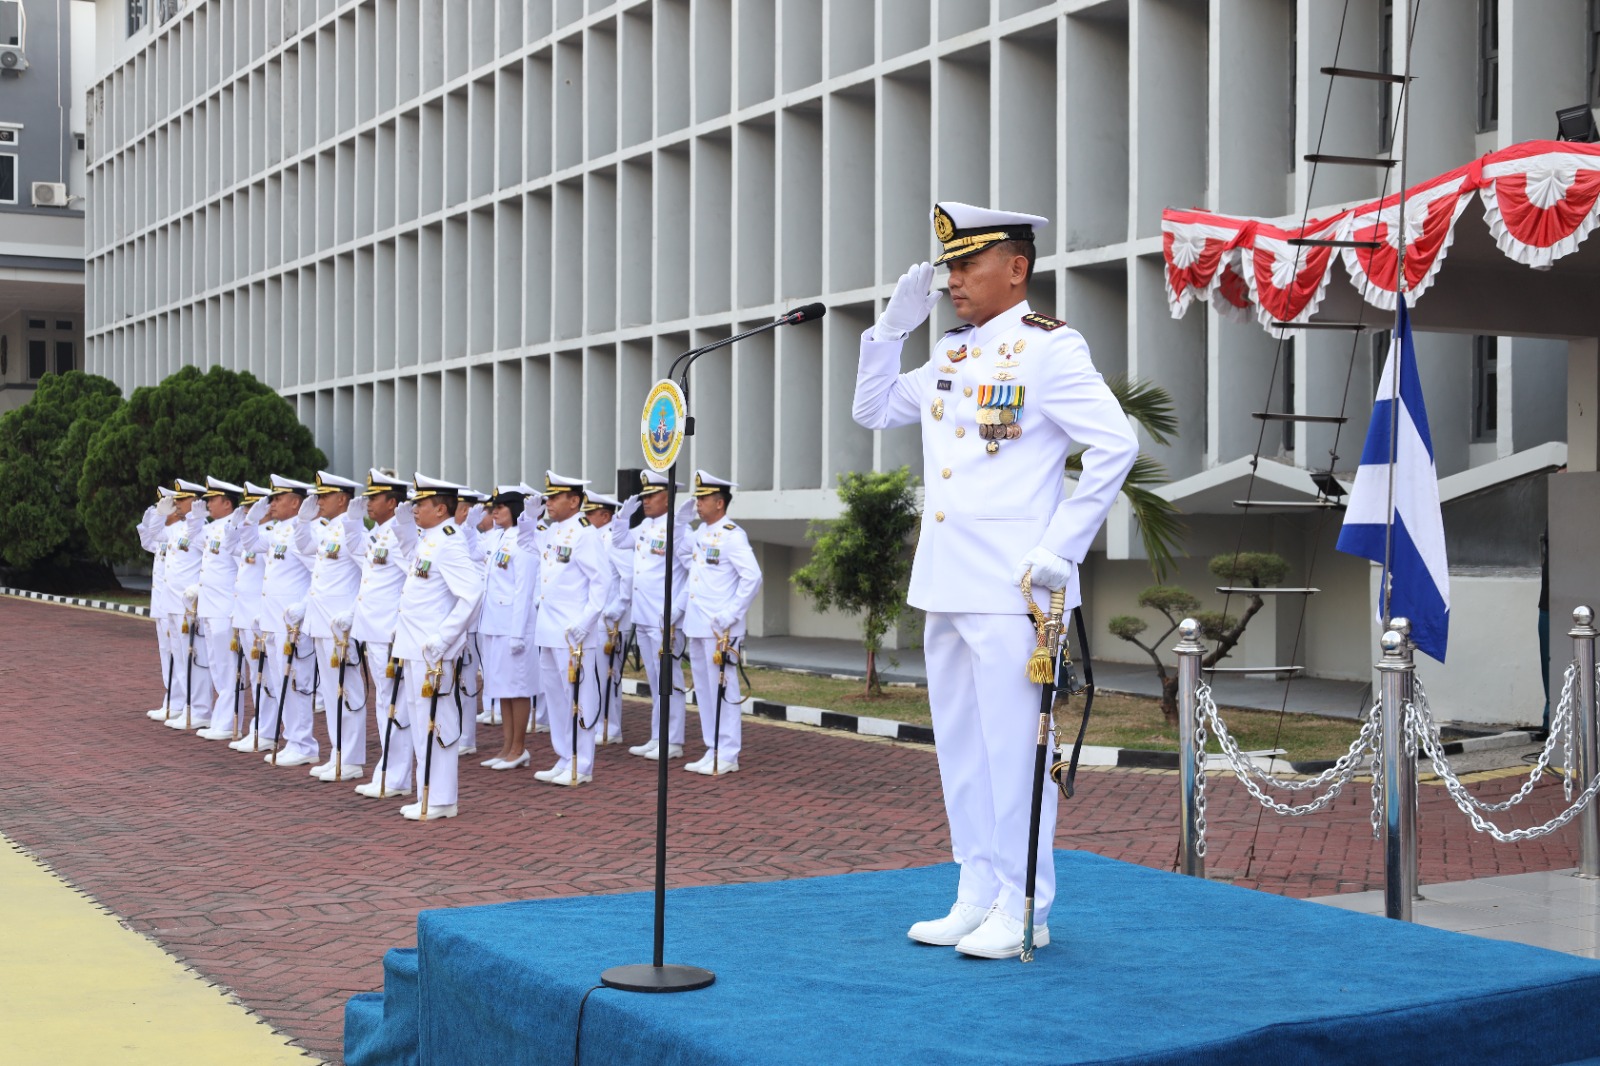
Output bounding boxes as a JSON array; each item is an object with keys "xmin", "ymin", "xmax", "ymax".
[{"xmin": 933, "ymin": 339, "xmax": 1026, "ymax": 454}]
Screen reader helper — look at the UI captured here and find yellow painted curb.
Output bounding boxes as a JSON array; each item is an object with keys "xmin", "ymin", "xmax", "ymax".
[{"xmin": 0, "ymin": 835, "xmax": 310, "ymax": 1065}]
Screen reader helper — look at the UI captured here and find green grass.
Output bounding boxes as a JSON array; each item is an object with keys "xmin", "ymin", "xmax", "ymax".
[
  {"xmin": 80, "ymin": 588, "xmax": 152, "ymax": 606},
  {"xmin": 630, "ymin": 662, "xmax": 1364, "ymax": 761}
]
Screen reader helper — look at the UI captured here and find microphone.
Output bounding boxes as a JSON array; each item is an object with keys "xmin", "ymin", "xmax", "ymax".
[{"xmin": 779, "ymin": 303, "xmax": 827, "ymax": 325}]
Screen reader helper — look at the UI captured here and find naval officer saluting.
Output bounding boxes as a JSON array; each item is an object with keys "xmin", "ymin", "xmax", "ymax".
[{"xmin": 853, "ymin": 202, "xmax": 1137, "ymax": 958}]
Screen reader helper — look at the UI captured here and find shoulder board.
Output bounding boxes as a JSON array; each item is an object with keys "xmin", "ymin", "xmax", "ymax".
[
  {"xmin": 579, "ymin": 517, "xmax": 591, "ymax": 527},
  {"xmin": 442, "ymin": 525, "xmax": 456, "ymax": 535},
  {"xmin": 722, "ymin": 522, "xmax": 737, "ymax": 531},
  {"xmin": 1022, "ymin": 312, "xmax": 1068, "ymax": 332},
  {"xmin": 536, "ymin": 522, "xmax": 548, "ymax": 531},
  {"xmin": 943, "ymin": 323, "xmax": 974, "ymax": 335}
]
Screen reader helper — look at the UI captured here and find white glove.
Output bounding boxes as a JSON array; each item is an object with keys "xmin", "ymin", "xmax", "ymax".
[
  {"xmin": 297, "ymin": 493, "xmax": 319, "ymax": 522},
  {"xmin": 564, "ymin": 627, "xmax": 585, "ymax": 648},
  {"xmin": 1011, "ymin": 546, "xmax": 1075, "ymax": 592},
  {"xmin": 602, "ymin": 604, "xmax": 625, "ymax": 626},
  {"xmin": 347, "ymin": 495, "xmax": 369, "ymax": 523},
  {"xmin": 422, "ymin": 636, "xmax": 445, "ymax": 662},
  {"xmin": 509, "ymin": 637, "xmax": 526, "ymax": 655},
  {"xmin": 671, "ymin": 603, "xmax": 686, "ymax": 628},
  {"xmin": 397, "ymin": 500, "xmax": 414, "ymax": 521},
  {"xmin": 246, "ymin": 496, "xmax": 270, "ymax": 524},
  {"xmin": 183, "ymin": 584, "xmax": 200, "ymax": 605},
  {"xmin": 465, "ymin": 503, "xmax": 486, "ymax": 530},
  {"xmin": 331, "ymin": 612, "xmax": 353, "ymax": 634},
  {"xmin": 189, "ymin": 498, "xmax": 205, "ymax": 516},
  {"xmin": 612, "ymin": 496, "xmax": 642, "ymax": 546},
  {"xmin": 285, "ymin": 602, "xmax": 306, "ymax": 626},
  {"xmin": 676, "ymin": 496, "xmax": 698, "ymax": 525},
  {"xmin": 876, "ymin": 261, "xmax": 942, "ymax": 340},
  {"xmin": 155, "ymin": 495, "xmax": 176, "ymax": 517},
  {"xmin": 712, "ymin": 610, "xmax": 737, "ymax": 632}
]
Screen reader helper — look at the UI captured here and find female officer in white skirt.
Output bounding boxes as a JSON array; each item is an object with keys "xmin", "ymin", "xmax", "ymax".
[{"xmin": 480, "ymin": 483, "xmax": 540, "ymax": 769}]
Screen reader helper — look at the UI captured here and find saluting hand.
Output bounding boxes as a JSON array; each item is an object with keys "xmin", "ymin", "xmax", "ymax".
[
  {"xmin": 297, "ymin": 493, "xmax": 319, "ymax": 523},
  {"xmin": 877, "ymin": 261, "xmax": 943, "ymax": 339}
]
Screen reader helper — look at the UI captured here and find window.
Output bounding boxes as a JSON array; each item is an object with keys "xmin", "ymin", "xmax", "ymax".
[
  {"xmin": 1378, "ymin": 0, "xmax": 1394, "ymax": 153},
  {"xmin": 127, "ymin": 0, "xmax": 146, "ymax": 38},
  {"xmin": 54, "ymin": 341, "xmax": 73, "ymax": 373},
  {"xmin": 26, "ymin": 339, "xmax": 45, "ymax": 379},
  {"xmin": 1472, "ymin": 335, "xmax": 1498, "ymax": 442},
  {"xmin": 0, "ymin": 128, "xmax": 16, "ymax": 145},
  {"xmin": 1478, "ymin": 0, "xmax": 1499, "ymax": 132},
  {"xmin": 0, "ymin": 154, "xmax": 15, "ymax": 203},
  {"xmin": 1287, "ymin": 3, "xmax": 1297, "ymax": 172}
]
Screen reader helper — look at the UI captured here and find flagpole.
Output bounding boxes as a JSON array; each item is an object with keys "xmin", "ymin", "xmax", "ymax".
[{"xmin": 1383, "ymin": 1, "xmax": 1417, "ymax": 628}]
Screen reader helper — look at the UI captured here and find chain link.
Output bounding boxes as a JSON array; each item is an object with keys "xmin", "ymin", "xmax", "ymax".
[
  {"xmin": 1193, "ymin": 682, "xmax": 1381, "ymax": 818},
  {"xmin": 1409, "ymin": 681, "xmax": 1600, "ymax": 843},
  {"xmin": 1192, "ymin": 710, "xmax": 1209, "ymax": 858}
]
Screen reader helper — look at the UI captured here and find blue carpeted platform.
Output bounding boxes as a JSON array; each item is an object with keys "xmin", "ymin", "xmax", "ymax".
[{"xmin": 346, "ymin": 850, "xmax": 1600, "ymax": 1065}]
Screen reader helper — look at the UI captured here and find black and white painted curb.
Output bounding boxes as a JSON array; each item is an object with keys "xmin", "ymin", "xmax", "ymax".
[
  {"xmin": 618, "ymin": 677, "xmax": 937, "ymax": 745},
  {"xmin": 0, "ymin": 586, "xmax": 152, "ymax": 617}
]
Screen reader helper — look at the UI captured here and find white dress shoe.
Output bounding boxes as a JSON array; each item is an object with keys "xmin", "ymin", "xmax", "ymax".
[
  {"xmin": 953, "ymin": 909, "xmax": 1049, "ymax": 959},
  {"xmin": 533, "ymin": 723, "xmax": 550, "ymax": 734},
  {"xmin": 686, "ymin": 756, "xmax": 738, "ymax": 776},
  {"xmin": 628, "ymin": 739, "xmax": 659, "ymax": 757},
  {"xmin": 146, "ymin": 707, "xmax": 170, "ymax": 720},
  {"xmin": 908, "ymin": 902, "xmax": 992, "ymax": 946},
  {"xmin": 533, "ymin": 764, "xmax": 567, "ymax": 782},
  {"xmin": 355, "ymin": 780, "xmax": 411, "ymax": 798},
  {"xmin": 164, "ymin": 715, "xmax": 193, "ymax": 730},
  {"xmin": 643, "ymin": 743, "xmax": 686, "ymax": 761},
  {"xmin": 330, "ymin": 764, "xmax": 364, "ymax": 781},
  {"xmin": 476, "ymin": 710, "xmax": 493, "ymax": 725},
  {"xmin": 458, "ymin": 746, "xmax": 476, "ymax": 756},
  {"xmin": 309, "ymin": 761, "xmax": 335, "ymax": 779},
  {"xmin": 493, "ymin": 751, "xmax": 530, "ymax": 771},
  {"xmin": 227, "ymin": 736, "xmax": 256, "ymax": 752},
  {"xmin": 401, "ymin": 802, "xmax": 458, "ymax": 821},
  {"xmin": 543, "ymin": 771, "xmax": 592, "ymax": 787},
  {"xmin": 682, "ymin": 754, "xmax": 709, "ymax": 773},
  {"xmin": 480, "ymin": 756, "xmax": 505, "ymax": 768},
  {"xmin": 268, "ymin": 751, "xmax": 316, "ymax": 767},
  {"xmin": 196, "ymin": 726, "xmax": 235, "ymax": 741}
]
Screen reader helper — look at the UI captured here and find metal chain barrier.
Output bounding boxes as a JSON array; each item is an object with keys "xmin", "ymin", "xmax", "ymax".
[
  {"xmin": 1194, "ymin": 681, "xmax": 1384, "ymax": 819},
  {"xmin": 1409, "ymin": 672, "xmax": 1600, "ymax": 843}
]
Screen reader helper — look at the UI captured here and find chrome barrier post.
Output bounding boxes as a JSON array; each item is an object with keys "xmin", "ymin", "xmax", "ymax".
[
  {"xmin": 1379, "ymin": 618, "xmax": 1417, "ymax": 920},
  {"xmin": 1175, "ymin": 619, "xmax": 1205, "ymax": 879},
  {"xmin": 1573, "ymin": 606, "xmax": 1600, "ymax": 879}
]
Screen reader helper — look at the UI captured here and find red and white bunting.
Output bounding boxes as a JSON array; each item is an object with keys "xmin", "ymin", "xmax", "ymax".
[
  {"xmin": 1340, "ymin": 165, "xmax": 1477, "ymax": 311},
  {"xmin": 1479, "ymin": 143, "xmax": 1600, "ymax": 267},
  {"xmin": 1160, "ymin": 140, "xmax": 1600, "ymax": 335}
]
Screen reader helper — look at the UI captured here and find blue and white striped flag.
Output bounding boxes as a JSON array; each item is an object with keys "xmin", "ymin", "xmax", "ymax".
[{"xmin": 1336, "ymin": 296, "xmax": 1450, "ymax": 661}]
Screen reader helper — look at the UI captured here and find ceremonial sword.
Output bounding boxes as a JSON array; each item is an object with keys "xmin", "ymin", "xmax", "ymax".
[
  {"xmin": 1019, "ymin": 571, "xmax": 1066, "ymax": 964},
  {"xmin": 376, "ymin": 658, "xmax": 404, "ymax": 797}
]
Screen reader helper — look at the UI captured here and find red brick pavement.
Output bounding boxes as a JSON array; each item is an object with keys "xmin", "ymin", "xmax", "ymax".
[{"xmin": 0, "ymin": 597, "xmax": 1584, "ymax": 1063}]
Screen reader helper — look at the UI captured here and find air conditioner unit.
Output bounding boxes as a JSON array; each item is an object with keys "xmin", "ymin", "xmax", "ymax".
[
  {"xmin": 0, "ymin": 46, "xmax": 26, "ymax": 72},
  {"xmin": 31, "ymin": 182, "xmax": 68, "ymax": 207}
]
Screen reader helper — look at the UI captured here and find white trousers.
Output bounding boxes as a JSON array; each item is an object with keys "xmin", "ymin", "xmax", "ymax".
[
  {"xmin": 537, "ymin": 640, "xmax": 599, "ymax": 776},
  {"xmin": 635, "ymin": 627, "xmax": 686, "ymax": 745},
  {"xmin": 366, "ymin": 642, "xmax": 413, "ymax": 790},
  {"xmin": 205, "ymin": 621, "xmax": 245, "ymax": 732},
  {"xmin": 402, "ymin": 657, "xmax": 458, "ymax": 805},
  {"xmin": 686, "ymin": 636, "xmax": 742, "ymax": 762},
  {"xmin": 313, "ymin": 635, "xmax": 368, "ymax": 766},
  {"xmin": 924, "ymin": 612, "xmax": 1058, "ymax": 925},
  {"xmin": 457, "ymin": 636, "xmax": 481, "ymax": 751},
  {"xmin": 262, "ymin": 629, "xmax": 318, "ymax": 760},
  {"xmin": 172, "ymin": 616, "xmax": 215, "ymax": 723},
  {"xmin": 154, "ymin": 612, "xmax": 175, "ymax": 709},
  {"xmin": 595, "ymin": 637, "xmax": 625, "ymax": 742}
]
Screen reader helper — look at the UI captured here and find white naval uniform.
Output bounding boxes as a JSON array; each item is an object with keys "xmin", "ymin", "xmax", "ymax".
[
  {"xmin": 534, "ymin": 513, "xmax": 614, "ymax": 778},
  {"xmin": 677, "ymin": 515, "xmax": 762, "ymax": 763},
  {"xmin": 230, "ymin": 521, "xmax": 268, "ymax": 740},
  {"xmin": 138, "ymin": 508, "xmax": 179, "ymax": 711},
  {"xmin": 626, "ymin": 512, "xmax": 688, "ymax": 746},
  {"xmin": 852, "ymin": 299, "xmax": 1138, "ymax": 926},
  {"xmin": 249, "ymin": 517, "xmax": 317, "ymax": 758},
  {"xmin": 352, "ymin": 511, "xmax": 419, "ymax": 789},
  {"xmin": 479, "ymin": 525, "xmax": 538, "ymax": 700},
  {"xmin": 163, "ymin": 508, "xmax": 213, "ymax": 724},
  {"xmin": 197, "ymin": 510, "xmax": 244, "ymax": 732},
  {"xmin": 392, "ymin": 521, "xmax": 484, "ymax": 808},
  {"xmin": 297, "ymin": 508, "xmax": 370, "ymax": 768}
]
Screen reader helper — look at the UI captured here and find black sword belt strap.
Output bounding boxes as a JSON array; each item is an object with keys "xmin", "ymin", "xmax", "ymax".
[
  {"xmin": 728, "ymin": 637, "xmax": 753, "ymax": 705},
  {"xmin": 1049, "ymin": 608, "xmax": 1097, "ymax": 802},
  {"xmin": 351, "ymin": 638, "xmax": 366, "ymax": 669}
]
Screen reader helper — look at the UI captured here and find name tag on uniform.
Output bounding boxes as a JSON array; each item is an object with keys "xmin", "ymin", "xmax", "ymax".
[
  {"xmin": 557, "ymin": 545, "xmax": 572, "ymax": 564},
  {"xmin": 706, "ymin": 547, "xmax": 721, "ymax": 566},
  {"xmin": 937, "ymin": 379, "xmax": 952, "ymax": 392},
  {"xmin": 371, "ymin": 546, "xmax": 389, "ymax": 565},
  {"xmin": 413, "ymin": 558, "xmax": 432, "ymax": 579}
]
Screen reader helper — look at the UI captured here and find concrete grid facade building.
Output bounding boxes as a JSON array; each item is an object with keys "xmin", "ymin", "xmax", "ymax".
[{"xmin": 84, "ymin": 0, "xmax": 1587, "ymax": 721}]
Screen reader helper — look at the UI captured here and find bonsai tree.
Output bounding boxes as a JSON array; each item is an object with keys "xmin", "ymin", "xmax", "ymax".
[
  {"xmin": 792, "ymin": 467, "xmax": 920, "ymax": 696},
  {"xmin": 1108, "ymin": 551, "xmax": 1290, "ymax": 723}
]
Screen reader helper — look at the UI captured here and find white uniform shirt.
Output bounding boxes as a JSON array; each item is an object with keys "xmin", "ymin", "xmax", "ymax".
[
  {"xmin": 196, "ymin": 511, "xmax": 243, "ymax": 621},
  {"xmin": 231, "ymin": 525, "xmax": 265, "ymax": 632},
  {"xmin": 626, "ymin": 512, "xmax": 685, "ymax": 632},
  {"xmin": 254, "ymin": 518, "xmax": 313, "ymax": 636},
  {"xmin": 852, "ymin": 300, "xmax": 1139, "ymax": 614},
  {"xmin": 678, "ymin": 517, "xmax": 762, "ymax": 640},
  {"xmin": 139, "ymin": 508, "xmax": 178, "ymax": 617},
  {"xmin": 162, "ymin": 509, "xmax": 205, "ymax": 607},
  {"xmin": 351, "ymin": 512, "xmax": 418, "ymax": 645},
  {"xmin": 296, "ymin": 509, "xmax": 368, "ymax": 640},
  {"xmin": 479, "ymin": 525, "xmax": 537, "ymax": 639},
  {"xmin": 533, "ymin": 514, "xmax": 614, "ymax": 647},
  {"xmin": 391, "ymin": 521, "xmax": 484, "ymax": 662}
]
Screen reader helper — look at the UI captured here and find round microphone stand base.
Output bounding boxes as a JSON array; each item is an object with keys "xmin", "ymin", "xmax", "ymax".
[{"xmin": 600, "ymin": 963, "xmax": 716, "ymax": 994}]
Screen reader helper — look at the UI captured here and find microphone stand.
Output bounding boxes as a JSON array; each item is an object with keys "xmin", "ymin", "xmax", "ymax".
[{"xmin": 602, "ymin": 308, "xmax": 822, "ymax": 995}]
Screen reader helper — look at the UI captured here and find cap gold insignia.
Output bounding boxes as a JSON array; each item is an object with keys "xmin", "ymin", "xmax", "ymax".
[
  {"xmin": 931, "ymin": 399, "xmax": 944, "ymax": 421},
  {"xmin": 933, "ymin": 205, "xmax": 955, "ymax": 242}
]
